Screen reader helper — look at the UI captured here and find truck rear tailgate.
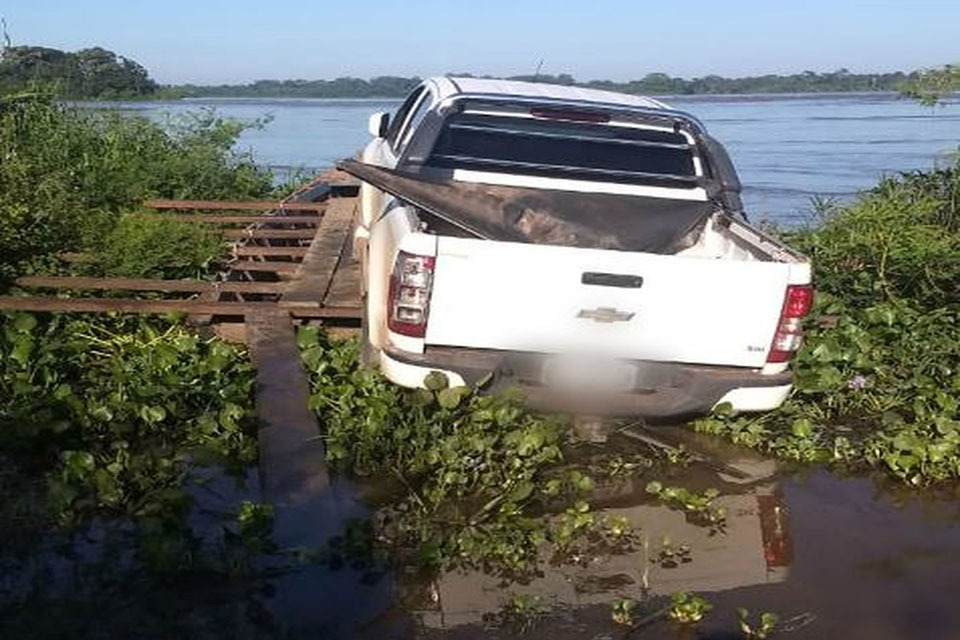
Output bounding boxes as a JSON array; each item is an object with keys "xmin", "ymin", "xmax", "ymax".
[{"xmin": 425, "ymin": 237, "xmax": 791, "ymax": 368}]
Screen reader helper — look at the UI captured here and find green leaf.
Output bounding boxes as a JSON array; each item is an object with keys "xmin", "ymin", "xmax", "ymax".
[
  {"xmin": 508, "ymin": 481, "xmax": 534, "ymax": 503},
  {"xmin": 791, "ymin": 418, "xmax": 814, "ymax": 438},
  {"xmin": 437, "ymin": 386, "xmax": 467, "ymax": 410},
  {"xmin": 423, "ymin": 371, "xmax": 449, "ymax": 391},
  {"xmin": 90, "ymin": 405, "xmax": 114, "ymax": 422},
  {"xmin": 9, "ymin": 335, "xmax": 34, "ymax": 365},
  {"xmin": 63, "ymin": 450, "xmax": 96, "ymax": 478},
  {"xmin": 139, "ymin": 405, "xmax": 167, "ymax": 424},
  {"xmin": 11, "ymin": 313, "xmax": 37, "ymax": 334}
]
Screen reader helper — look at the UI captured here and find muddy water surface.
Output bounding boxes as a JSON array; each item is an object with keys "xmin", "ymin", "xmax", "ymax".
[
  {"xmin": 267, "ymin": 430, "xmax": 960, "ymax": 640},
  {"xmin": 405, "ymin": 469, "xmax": 959, "ymax": 640}
]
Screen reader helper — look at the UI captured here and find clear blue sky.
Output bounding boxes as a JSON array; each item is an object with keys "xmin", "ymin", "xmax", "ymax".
[{"xmin": 3, "ymin": 0, "xmax": 958, "ymax": 84}]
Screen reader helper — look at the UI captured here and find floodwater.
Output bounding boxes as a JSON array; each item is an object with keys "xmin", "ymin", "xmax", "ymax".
[
  {"xmin": 4, "ymin": 426, "xmax": 959, "ymax": 639},
  {"xmin": 277, "ymin": 428, "xmax": 960, "ymax": 640},
  {"xmin": 100, "ymin": 92, "xmax": 960, "ymax": 226}
]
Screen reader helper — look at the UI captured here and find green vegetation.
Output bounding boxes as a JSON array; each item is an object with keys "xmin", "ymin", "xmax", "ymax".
[
  {"xmin": 0, "ymin": 42, "xmax": 948, "ymax": 101},
  {"xmin": 666, "ymin": 591, "xmax": 712, "ymax": 624},
  {"xmin": 738, "ymin": 608, "xmax": 779, "ymax": 640},
  {"xmin": 0, "ymin": 313, "xmax": 256, "ymax": 530},
  {"xmin": 0, "ymin": 95, "xmax": 274, "ymax": 281},
  {"xmin": 0, "ymin": 45, "xmax": 158, "ymax": 98},
  {"xmin": 644, "ymin": 481, "xmax": 727, "ymax": 530},
  {"xmin": 177, "ymin": 68, "xmax": 918, "ymax": 98},
  {"xmin": 697, "ymin": 160, "xmax": 960, "ymax": 486},
  {"xmin": 299, "ymin": 327, "xmax": 581, "ymax": 575},
  {"xmin": 901, "ymin": 63, "xmax": 960, "ymax": 105},
  {"xmin": 0, "ymin": 90, "xmax": 281, "ymax": 638},
  {"xmin": 611, "ymin": 597, "xmax": 640, "ymax": 626}
]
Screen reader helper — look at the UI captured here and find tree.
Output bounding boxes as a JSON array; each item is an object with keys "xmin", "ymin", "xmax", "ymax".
[
  {"xmin": 0, "ymin": 45, "xmax": 158, "ymax": 98},
  {"xmin": 902, "ymin": 64, "xmax": 960, "ymax": 105}
]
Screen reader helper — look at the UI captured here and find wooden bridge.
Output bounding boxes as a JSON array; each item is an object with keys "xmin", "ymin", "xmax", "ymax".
[
  {"xmin": 0, "ymin": 172, "xmax": 364, "ymax": 503},
  {"xmin": 0, "ymin": 173, "xmax": 363, "ymax": 338}
]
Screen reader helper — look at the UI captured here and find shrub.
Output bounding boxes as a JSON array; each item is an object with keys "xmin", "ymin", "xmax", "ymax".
[
  {"xmin": 0, "ymin": 94, "xmax": 274, "ymax": 280},
  {"xmin": 96, "ymin": 215, "xmax": 224, "ymax": 280}
]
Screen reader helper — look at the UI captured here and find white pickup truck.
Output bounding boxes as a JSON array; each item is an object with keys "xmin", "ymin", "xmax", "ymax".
[{"xmin": 342, "ymin": 77, "xmax": 812, "ymax": 419}]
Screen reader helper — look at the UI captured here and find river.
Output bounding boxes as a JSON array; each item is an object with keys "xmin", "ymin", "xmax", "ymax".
[{"xmin": 102, "ymin": 92, "xmax": 960, "ymax": 226}]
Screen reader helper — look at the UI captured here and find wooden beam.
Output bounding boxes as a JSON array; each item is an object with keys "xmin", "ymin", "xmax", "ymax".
[
  {"xmin": 281, "ymin": 197, "xmax": 357, "ymax": 309},
  {"xmin": 224, "ymin": 228, "xmax": 317, "ymax": 240},
  {"xmin": 144, "ymin": 199, "xmax": 325, "ymax": 212},
  {"xmin": 288, "ymin": 306, "xmax": 362, "ymax": 319},
  {"xmin": 0, "ymin": 297, "xmax": 265, "ymax": 315},
  {"xmin": 233, "ymin": 246, "xmax": 309, "ymax": 257},
  {"xmin": 247, "ymin": 310, "xmax": 329, "ymax": 502},
  {"xmin": 0, "ymin": 296, "xmax": 360, "ymax": 319},
  {"xmin": 227, "ymin": 261, "xmax": 300, "ymax": 274},
  {"xmin": 322, "ymin": 259, "xmax": 363, "ymax": 309},
  {"xmin": 14, "ymin": 276, "xmax": 287, "ymax": 295},
  {"xmin": 132, "ymin": 214, "xmax": 320, "ymax": 225}
]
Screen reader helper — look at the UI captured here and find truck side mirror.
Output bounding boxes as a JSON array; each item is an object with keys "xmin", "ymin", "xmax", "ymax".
[{"xmin": 368, "ymin": 112, "xmax": 390, "ymax": 138}]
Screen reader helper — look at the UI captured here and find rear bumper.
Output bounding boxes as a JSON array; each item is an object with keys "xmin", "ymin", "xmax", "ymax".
[{"xmin": 380, "ymin": 346, "xmax": 792, "ymax": 420}]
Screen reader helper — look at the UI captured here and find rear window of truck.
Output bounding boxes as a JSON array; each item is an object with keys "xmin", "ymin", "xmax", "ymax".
[{"xmin": 427, "ymin": 112, "xmax": 698, "ymax": 185}]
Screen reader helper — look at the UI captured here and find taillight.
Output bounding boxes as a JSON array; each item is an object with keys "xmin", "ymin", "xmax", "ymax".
[
  {"xmin": 387, "ymin": 250, "xmax": 435, "ymax": 338},
  {"xmin": 767, "ymin": 284, "xmax": 813, "ymax": 363}
]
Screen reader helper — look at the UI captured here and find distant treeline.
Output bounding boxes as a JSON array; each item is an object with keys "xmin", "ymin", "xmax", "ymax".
[
  {"xmin": 177, "ymin": 69, "xmax": 915, "ymax": 99},
  {"xmin": 0, "ymin": 44, "xmax": 924, "ymax": 100},
  {"xmin": 0, "ymin": 45, "xmax": 158, "ymax": 98}
]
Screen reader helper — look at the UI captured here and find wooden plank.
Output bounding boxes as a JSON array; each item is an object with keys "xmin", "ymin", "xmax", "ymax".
[
  {"xmin": 14, "ymin": 276, "xmax": 287, "ymax": 295},
  {"xmin": 0, "ymin": 296, "xmax": 359, "ymax": 319},
  {"xmin": 287, "ymin": 306, "xmax": 362, "ymax": 319},
  {"xmin": 280, "ymin": 197, "xmax": 357, "ymax": 309},
  {"xmin": 0, "ymin": 297, "xmax": 268, "ymax": 315},
  {"xmin": 227, "ymin": 261, "xmax": 300, "ymax": 274},
  {"xmin": 233, "ymin": 246, "xmax": 309, "ymax": 257},
  {"xmin": 247, "ymin": 310, "xmax": 329, "ymax": 502},
  {"xmin": 224, "ymin": 228, "xmax": 317, "ymax": 240},
  {"xmin": 145, "ymin": 199, "xmax": 326, "ymax": 212},
  {"xmin": 132, "ymin": 214, "xmax": 320, "ymax": 225},
  {"xmin": 322, "ymin": 259, "xmax": 363, "ymax": 309}
]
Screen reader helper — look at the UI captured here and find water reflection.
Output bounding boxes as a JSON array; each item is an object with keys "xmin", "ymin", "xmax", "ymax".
[
  {"xmin": 391, "ymin": 430, "xmax": 960, "ymax": 640},
  {"xmin": 407, "ymin": 441, "xmax": 791, "ymax": 631}
]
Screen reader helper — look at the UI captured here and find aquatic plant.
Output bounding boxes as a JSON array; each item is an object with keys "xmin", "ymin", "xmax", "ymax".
[
  {"xmin": 697, "ymin": 162, "xmax": 960, "ymax": 486},
  {"xmin": 610, "ymin": 597, "xmax": 639, "ymax": 626},
  {"xmin": 737, "ymin": 608, "xmax": 779, "ymax": 639},
  {"xmin": 667, "ymin": 591, "xmax": 712, "ymax": 624},
  {"xmin": 645, "ymin": 481, "xmax": 727, "ymax": 530},
  {"xmin": 0, "ymin": 312, "xmax": 257, "ymax": 530},
  {"xmin": 299, "ymin": 326, "xmax": 582, "ymax": 574}
]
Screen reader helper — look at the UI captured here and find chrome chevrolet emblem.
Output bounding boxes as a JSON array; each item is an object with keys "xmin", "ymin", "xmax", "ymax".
[{"xmin": 577, "ymin": 307, "xmax": 635, "ymax": 323}]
